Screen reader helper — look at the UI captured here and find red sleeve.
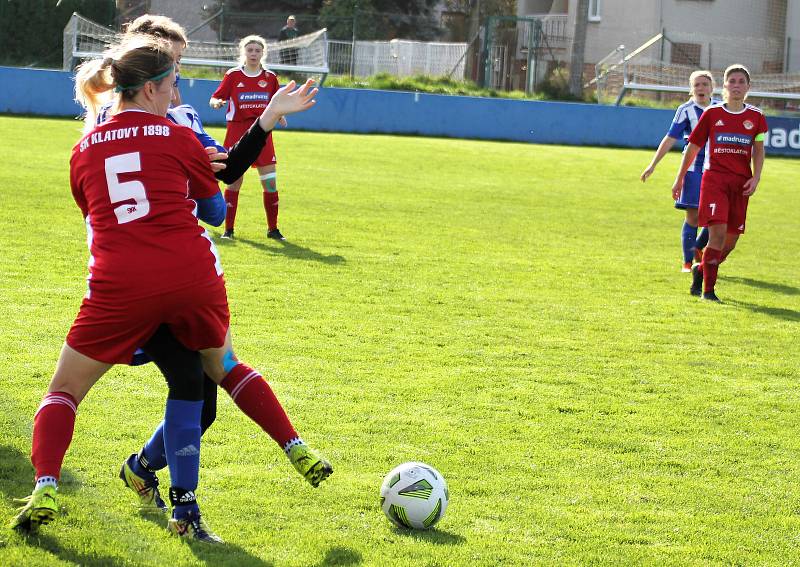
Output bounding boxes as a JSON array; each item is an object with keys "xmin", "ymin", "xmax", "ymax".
[
  {"xmin": 688, "ymin": 109, "xmax": 712, "ymax": 147},
  {"xmin": 69, "ymin": 147, "xmax": 89, "ymax": 218},
  {"xmin": 758, "ymin": 113, "xmax": 768, "ymax": 135},
  {"xmin": 212, "ymin": 71, "xmax": 233, "ymax": 100},
  {"xmin": 178, "ymin": 128, "xmax": 221, "ymax": 200},
  {"xmin": 269, "ymin": 73, "xmax": 280, "ymax": 95}
]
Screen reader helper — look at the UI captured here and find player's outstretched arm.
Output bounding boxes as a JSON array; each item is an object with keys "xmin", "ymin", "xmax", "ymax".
[
  {"xmin": 257, "ymin": 79, "xmax": 318, "ymax": 132},
  {"xmin": 641, "ymin": 135, "xmax": 678, "ymax": 182},
  {"xmin": 671, "ymin": 142, "xmax": 701, "ymax": 199}
]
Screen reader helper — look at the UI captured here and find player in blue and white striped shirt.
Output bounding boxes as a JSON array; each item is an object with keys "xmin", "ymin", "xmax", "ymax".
[{"xmin": 641, "ymin": 70, "xmax": 715, "ymax": 272}]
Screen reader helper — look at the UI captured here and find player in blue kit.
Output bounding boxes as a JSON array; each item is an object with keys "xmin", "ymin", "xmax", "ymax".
[{"xmin": 641, "ymin": 70, "xmax": 715, "ymax": 272}]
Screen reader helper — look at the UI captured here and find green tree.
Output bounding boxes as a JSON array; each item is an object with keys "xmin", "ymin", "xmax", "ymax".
[{"xmin": 0, "ymin": 0, "xmax": 115, "ymax": 68}]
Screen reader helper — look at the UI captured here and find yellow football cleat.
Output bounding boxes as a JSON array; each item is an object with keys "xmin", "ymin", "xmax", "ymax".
[{"xmin": 11, "ymin": 484, "xmax": 58, "ymax": 533}]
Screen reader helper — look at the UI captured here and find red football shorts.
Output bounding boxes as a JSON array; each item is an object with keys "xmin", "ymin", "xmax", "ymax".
[
  {"xmin": 224, "ymin": 120, "xmax": 276, "ymax": 168},
  {"xmin": 698, "ymin": 170, "xmax": 750, "ymax": 234},
  {"xmin": 66, "ymin": 278, "xmax": 230, "ymax": 364}
]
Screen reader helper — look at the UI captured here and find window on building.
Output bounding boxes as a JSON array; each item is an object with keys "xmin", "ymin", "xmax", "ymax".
[
  {"xmin": 588, "ymin": 0, "xmax": 602, "ymax": 22},
  {"xmin": 670, "ymin": 42, "xmax": 702, "ymax": 66}
]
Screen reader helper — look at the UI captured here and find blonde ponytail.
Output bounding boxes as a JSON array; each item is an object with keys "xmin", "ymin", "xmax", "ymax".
[
  {"xmin": 74, "ymin": 57, "xmax": 115, "ymax": 132},
  {"xmin": 73, "ymin": 35, "xmax": 175, "ymax": 132}
]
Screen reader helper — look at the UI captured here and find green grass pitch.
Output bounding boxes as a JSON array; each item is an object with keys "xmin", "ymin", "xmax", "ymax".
[{"xmin": 0, "ymin": 115, "xmax": 798, "ymax": 565}]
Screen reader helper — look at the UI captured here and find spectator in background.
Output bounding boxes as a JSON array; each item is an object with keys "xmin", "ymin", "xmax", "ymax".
[{"xmin": 278, "ymin": 15, "xmax": 300, "ymax": 66}]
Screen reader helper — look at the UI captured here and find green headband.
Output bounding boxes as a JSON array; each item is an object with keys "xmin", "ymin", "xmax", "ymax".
[{"xmin": 114, "ymin": 65, "xmax": 174, "ymax": 93}]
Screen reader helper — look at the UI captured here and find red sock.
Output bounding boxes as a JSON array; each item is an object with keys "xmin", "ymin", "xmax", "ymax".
[
  {"xmin": 263, "ymin": 191, "xmax": 279, "ymax": 231},
  {"xmin": 31, "ymin": 392, "xmax": 78, "ymax": 480},
  {"xmin": 224, "ymin": 189, "xmax": 240, "ymax": 231},
  {"xmin": 220, "ymin": 363, "xmax": 297, "ymax": 447},
  {"xmin": 701, "ymin": 247, "xmax": 722, "ymax": 293}
]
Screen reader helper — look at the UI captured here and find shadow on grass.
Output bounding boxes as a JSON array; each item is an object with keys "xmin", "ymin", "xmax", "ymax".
[
  {"xmin": 2, "ymin": 446, "xmax": 272, "ymax": 566},
  {"xmin": 21, "ymin": 534, "xmax": 130, "ymax": 567},
  {"xmin": 726, "ymin": 299, "xmax": 800, "ymax": 322},
  {"xmin": 187, "ymin": 540, "xmax": 275, "ymax": 567},
  {"xmin": 0, "ymin": 445, "xmax": 36, "ymax": 501},
  {"xmin": 137, "ymin": 510, "xmax": 275, "ymax": 566},
  {"xmin": 315, "ymin": 545, "xmax": 363, "ymax": 566},
  {"xmin": 390, "ymin": 526, "xmax": 466, "ymax": 545},
  {"xmin": 218, "ymin": 235, "xmax": 345, "ymax": 265},
  {"xmin": 719, "ymin": 276, "xmax": 799, "ymax": 296},
  {"xmin": 0, "ymin": 445, "xmax": 118, "ymax": 566},
  {"xmin": 0, "ymin": 444, "xmax": 82, "ymax": 500}
]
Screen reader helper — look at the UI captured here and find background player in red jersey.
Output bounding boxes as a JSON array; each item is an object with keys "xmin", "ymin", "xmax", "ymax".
[
  {"xmin": 671, "ymin": 64, "xmax": 767, "ymax": 301},
  {"xmin": 11, "ymin": 35, "xmax": 320, "ymax": 541},
  {"xmin": 210, "ymin": 35, "xmax": 286, "ymax": 241}
]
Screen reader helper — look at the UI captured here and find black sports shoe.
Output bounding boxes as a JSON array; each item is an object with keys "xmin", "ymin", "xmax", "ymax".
[
  {"xmin": 220, "ymin": 229, "xmax": 234, "ymax": 239},
  {"xmin": 267, "ymin": 228, "xmax": 286, "ymax": 241},
  {"xmin": 701, "ymin": 291, "xmax": 721, "ymax": 302},
  {"xmin": 690, "ymin": 264, "xmax": 703, "ymax": 296},
  {"xmin": 168, "ymin": 511, "xmax": 224, "ymax": 544}
]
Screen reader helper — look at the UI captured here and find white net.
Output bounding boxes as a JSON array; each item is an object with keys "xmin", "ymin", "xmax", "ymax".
[
  {"xmin": 64, "ymin": 13, "xmax": 329, "ymax": 77},
  {"xmin": 327, "ymin": 39, "xmax": 467, "ymax": 78},
  {"xmin": 592, "ymin": 2, "xmax": 800, "ymax": 106}
]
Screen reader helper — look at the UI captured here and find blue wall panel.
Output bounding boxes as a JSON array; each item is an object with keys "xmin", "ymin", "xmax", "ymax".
[{"xmin": 2, "ymin": 66, "xmax": 798, "ymax": 156}]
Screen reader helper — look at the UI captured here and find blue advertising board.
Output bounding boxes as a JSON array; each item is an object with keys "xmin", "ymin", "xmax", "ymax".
[{"xmin": 1, "ymin": 66, "xmax": 797, "ymax": 157}]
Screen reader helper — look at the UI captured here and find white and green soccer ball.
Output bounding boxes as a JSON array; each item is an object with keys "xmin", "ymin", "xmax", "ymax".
[{"xmin": 380, "ymin": 462, "xmax": 448, "ymax": 530}]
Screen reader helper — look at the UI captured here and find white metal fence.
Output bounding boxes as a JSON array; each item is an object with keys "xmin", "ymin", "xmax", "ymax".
[{"xmin": 64, "ymin": 13, "xmax": 466, "ymax": 80}]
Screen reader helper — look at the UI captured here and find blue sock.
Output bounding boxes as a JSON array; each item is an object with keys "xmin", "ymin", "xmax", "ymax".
[
  {"xmin": 139, "ymin": 422, "xmax": 168, "ymax": 472},
  {"xmin": 695, "ymin": 226, "xmax": 709, "ymax": 251},
  {"xmin": 681, "ymin": 222, "xmax": 697, "ymax": 263},
  {"xmin": 163, "ymin": 399, "xmax": 202, "ymax": 518}
]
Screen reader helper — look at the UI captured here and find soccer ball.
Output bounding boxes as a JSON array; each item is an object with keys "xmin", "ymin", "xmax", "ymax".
[{"xmin": 380, "ymin": 462, "xmax": 448, "ymax": 530}]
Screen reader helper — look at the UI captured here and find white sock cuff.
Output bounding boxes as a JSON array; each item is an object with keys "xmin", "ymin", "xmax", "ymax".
[
  {"xmin": 36, "ymin": 392, "xmax": 78, "ymax": 416},
  {"xmin": 35, "ymin": 476, "xmax": 58, "ymax": 490},
  {"xmin": 259, "ymin": 172, "xmax": 277, "ymax": 181},
  {"xmin": 283, "ymin": 437, "xmax": 305, "ymax": 455}
]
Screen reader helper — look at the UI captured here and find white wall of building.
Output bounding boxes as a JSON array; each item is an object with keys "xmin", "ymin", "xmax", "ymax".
[{"xmin": 518, "ymin": 0, "xmax": 791, "ymax": 72}]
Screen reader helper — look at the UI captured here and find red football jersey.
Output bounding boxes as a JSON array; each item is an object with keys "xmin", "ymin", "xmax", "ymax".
[
  {"xmin": 688, "ymin": 103, "xmax": 768, "ymax": 178},
  {"xmin": 70, "ymin": 110, "xmax": 223, "ymax": 299},
  {"xmin": 211, "ymin": 66, "xmax": 279, "ymax": 123}
]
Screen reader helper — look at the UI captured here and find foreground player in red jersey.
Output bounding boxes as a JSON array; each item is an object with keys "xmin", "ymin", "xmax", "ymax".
[
  {"xmin": 11, "ymin": 35, "xmax": 320, "ymax": 541},
  {"xmin": 210, "ymin": 35, "xmax": 286, "ymax": 241},
  {"xmin": 671, "ymin": 64, "xmax": 767, "ymax": 302},
  {"xmin": 102, "ymin": 16, "xmax": 332, "ymax": 519}
]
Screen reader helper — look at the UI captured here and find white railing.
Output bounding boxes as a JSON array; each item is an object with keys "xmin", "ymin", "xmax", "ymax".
[{"xmin": 518, "ymin": 14, "xmax": 570, "ymax": 48}]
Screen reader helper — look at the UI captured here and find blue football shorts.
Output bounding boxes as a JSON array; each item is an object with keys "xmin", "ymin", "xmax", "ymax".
[{"xmin": 675, "ymin": 170, "xmax": 702, "ymax": 210}]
